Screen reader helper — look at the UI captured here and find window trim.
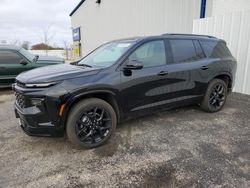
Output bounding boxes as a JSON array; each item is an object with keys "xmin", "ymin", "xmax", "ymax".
[
  {"xmin": 164, "ymin": 39, "xmax": 174, "ymax": 64},
  {"xmin": 193, "ymin": 40, "xmax": 206, "ymax": 59}
]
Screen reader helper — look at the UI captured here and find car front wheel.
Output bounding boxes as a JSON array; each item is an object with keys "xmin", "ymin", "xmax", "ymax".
[{"xmin": 66, "ymin": 98, "xmax": 117, "ymax": 148}]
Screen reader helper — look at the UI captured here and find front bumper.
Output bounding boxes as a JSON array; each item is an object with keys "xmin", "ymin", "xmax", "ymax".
[
  {"xmin": 13, "ymin": 83, "xmax": 70, "ymax": 137},
  {"xmin": 15, "ymin": 104, "xmax": 64, "ymax": 137}
]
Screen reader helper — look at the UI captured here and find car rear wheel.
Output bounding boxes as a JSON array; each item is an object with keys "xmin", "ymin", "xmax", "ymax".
[
  {"xmin": 201, "ymin": 79, "xmax": 228, "ymax": 112},
  {"xmin": 66, "ymin": 98, "xmax": 117, "ymax": 148}
]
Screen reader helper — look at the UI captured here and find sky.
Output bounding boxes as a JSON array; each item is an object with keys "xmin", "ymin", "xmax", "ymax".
[{"xmin": 0, "ymin": 0, "xmax": 80, "ymax": 48}]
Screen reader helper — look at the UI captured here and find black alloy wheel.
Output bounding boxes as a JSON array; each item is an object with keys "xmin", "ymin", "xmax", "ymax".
[
  {"xmin": 208, "ymin": 83, "xmax": 226, "ymax": 110},
  {"xmin": 76, "ymin": 106, "xmax": 112, "ymax": 144},
  {"xmin": 67, "ymin": 98, "xmax": 117, "ymax": 148},
  {"xmin": 201, "ymin": 79, "xmax": 228, "ymax": 112}
]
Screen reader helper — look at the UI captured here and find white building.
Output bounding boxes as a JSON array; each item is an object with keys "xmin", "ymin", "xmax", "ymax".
[
  {"xmin": 70, "ymin": 0, "xmax": 250, "ymax": 94},
  {"xmin": 193, "ymin": 0, "xmax": 250, "ymax": 94},
  {"xmin": 70, "ymin": 0, "xmax": 203, "ymax": 56}
]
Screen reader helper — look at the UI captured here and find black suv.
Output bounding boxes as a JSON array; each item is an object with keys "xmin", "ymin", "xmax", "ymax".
[{"xmin": 14, "ymin": 34, "xmax": 237, "ymax": 148}]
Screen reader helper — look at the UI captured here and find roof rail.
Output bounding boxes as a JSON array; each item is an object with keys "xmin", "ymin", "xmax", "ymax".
[{"xmin": 162, "ymin": 33, "xmax": 216, "ymax": 39}]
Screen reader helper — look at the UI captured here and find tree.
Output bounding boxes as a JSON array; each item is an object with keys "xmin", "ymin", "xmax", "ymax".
[
  {"xmin": 40, "ymin": 24, "xmax": 54, "ymax": 55},
  {"xmin": 21, "ymin": 41, "xmax": 30, "ymax": 50},
  {"xmin": 31, "ymin": 43, "xmax": 53, "ymax": 50},
  {"xmin": 63, "ymin": 41, "xmax": 69, "ymax": 60},
  {"xmin": 31, "ymin": 43, "xmax": 63, "ymax": 50}
]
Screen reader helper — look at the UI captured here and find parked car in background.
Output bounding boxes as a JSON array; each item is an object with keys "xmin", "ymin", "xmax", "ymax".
[
  {"xmin": 14, "ymin": 34, "xmax": 236, "ymax": 148},
  {"xmin": 0, "ymin": 45, "xmax": 64, "ymax": 87}
]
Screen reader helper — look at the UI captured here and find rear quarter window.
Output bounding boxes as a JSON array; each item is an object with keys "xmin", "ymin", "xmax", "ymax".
[{"xmin": 200, "ymin": 40, "xmax": 232, "ymax": 58}]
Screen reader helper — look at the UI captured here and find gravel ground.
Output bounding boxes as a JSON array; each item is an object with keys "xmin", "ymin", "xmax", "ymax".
[{"xmin": 0, "ymin": 91, "xmax": 249, "ymax": 188}]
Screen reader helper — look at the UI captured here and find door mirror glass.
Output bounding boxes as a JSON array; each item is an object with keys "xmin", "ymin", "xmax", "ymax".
[
  {"xmin": 125, "ymin": 60, "xmax": 144, "ymax": 70},
  {"xmin": 20, "ymin": 59, "xmax": 28, "ymax": 65}
]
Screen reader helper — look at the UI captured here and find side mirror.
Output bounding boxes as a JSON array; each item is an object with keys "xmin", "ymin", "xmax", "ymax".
[
  {"xmin": 124, "ymin": 60, "xmax": 143, "ymax": 70},
  {"xmin": 20, "ymin": 59, "xmax": 28, "ymax": 65}
]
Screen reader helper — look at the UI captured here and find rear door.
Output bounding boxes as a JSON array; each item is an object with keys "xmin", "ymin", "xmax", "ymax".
[
  {"xmin": 0, "ymin": 50, "xmax": 32, "ymax": 86},
  {"xmin": 199, "ymin": 40, "xmax": 237, "ymax": 90},
  {"xmin": 166, "ymin": 39, "xmax": 210, "ymax": 99}
]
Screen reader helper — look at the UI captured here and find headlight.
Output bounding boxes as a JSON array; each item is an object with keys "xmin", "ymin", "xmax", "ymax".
[
  {"xmin": 25, "ymin": 82, "xmax": 58, "ymax": 88},
  {"xmin": 30, "ymin": 98, "xmax": 44, "ymax": 106}
]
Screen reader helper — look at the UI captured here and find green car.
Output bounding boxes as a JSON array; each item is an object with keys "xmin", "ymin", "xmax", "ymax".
[{"xmin": 0, "ymin": 45, "xmax": 64, "ymax": 88}]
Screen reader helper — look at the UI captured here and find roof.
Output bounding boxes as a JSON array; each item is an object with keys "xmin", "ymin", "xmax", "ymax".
[
  {"xmin": 70, "ymin": 0, "xmax": 86, "ymax": 17},
  {"xmin": 121, "ymin": 34, "xmax": 218, "ymax": 41},
  {"xmin": 100, "ymin": 34, "xmax": 219, "ymax": 45},
  {"xmin": 98, "ymin": 34, "xmax": 219, "ymax": 48},
  {"xmin": 162, "ymin": 33, "xmax": 217, "ymax": 40},
  {"xmin": 0, "ymin": 44, "xmax": 21, "ymax": 51}
]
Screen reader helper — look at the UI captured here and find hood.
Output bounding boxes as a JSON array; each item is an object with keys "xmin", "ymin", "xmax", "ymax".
[
  {"xmin": 36, "ymin": 55, "xmax": 64, "ymax": 63},
  {"xmin": 16, "ymin": 64, "xmax": 101, "ymax": 84}
]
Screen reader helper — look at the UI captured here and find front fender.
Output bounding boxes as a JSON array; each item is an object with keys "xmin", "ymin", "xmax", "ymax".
[{"xmin": 59, "ymin": 88, "xmax": 120, "ymax": 128}]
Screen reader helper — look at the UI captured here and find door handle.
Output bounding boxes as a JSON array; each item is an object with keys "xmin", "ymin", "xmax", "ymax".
[
  {"xmin": 157, "ymin": 71, "xmax": 168, "ymax": 76},
  {"xmin": 201, "ymin": 66, "xmax": 209, "ymax": 70}
]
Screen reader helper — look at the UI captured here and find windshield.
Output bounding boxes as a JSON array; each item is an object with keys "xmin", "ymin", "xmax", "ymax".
[
  {"xmin": 19, "ymin": 48, "xmax": 36, "ymax": 62},
  {"xmin": 78, "ymin": 41, "xmax": 134, "ymax": 68}
]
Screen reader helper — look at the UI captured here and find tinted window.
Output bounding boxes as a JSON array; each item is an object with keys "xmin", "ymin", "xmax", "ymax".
[
  {"xmin": 128, "ymin": 40, "xmax": 166, "ymax": 67},
  {"xmin": 193, "ymin": 40, "xmax": 206, "ymax": 59},
  {"xmin": 0, "ymin": 51, "xmax": 22, "ymax": 64},
  {"xmin": 169, "ymin": 40, "xmax": 198, "ymax": 63},
  {"xmin": 200, "ymin": 41, "xmax": 216, "ymax": 57},
  {"xmin": 200, "ymin": 41, "xmax": 232, "ymax": 58},
  {"xmin": 216, "ymin": 42, "xmax": 232, "ymax": 57}
]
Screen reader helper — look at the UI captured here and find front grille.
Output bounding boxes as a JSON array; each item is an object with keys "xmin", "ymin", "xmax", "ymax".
[{"xmin": 16, "ymin": 93, "xmax": 27, "ymax": 108}]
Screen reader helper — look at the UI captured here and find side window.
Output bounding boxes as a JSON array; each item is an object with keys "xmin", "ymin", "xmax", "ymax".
[
  {"xmin": 0, "ymin": 51, "xmax": 22, "ymax": 64},
  {"xmin": 128, "ymin": 40, "xmax": 166, "ymax": 68},
  {"xmin": 200, "ymin": 40, "xmax": 232, "ymax": 58},
  {"xmin": 213, "ymin": 42, "xmax": 232, "ymax": 58},
  {"xmin": 200, "ymin": 41, "xmax": 217, "ymax": 57},
  {"xmin": 169, "ymin": 39, "xmax": 198, "ymax": 63}
]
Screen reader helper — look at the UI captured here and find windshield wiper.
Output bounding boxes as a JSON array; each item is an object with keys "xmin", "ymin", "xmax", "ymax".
[{"xmin": 77, "ymin": 64, "xmax": 92, "ymax": 68}]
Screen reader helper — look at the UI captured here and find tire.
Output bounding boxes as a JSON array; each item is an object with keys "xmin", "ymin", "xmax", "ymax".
[
  {"xmin": 201, "ymin": 79, "xmax": 228, "ymax": 113},
  {"xmin": 66, "ymin": 98, "xmax": 117, "ymax": 148}
]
